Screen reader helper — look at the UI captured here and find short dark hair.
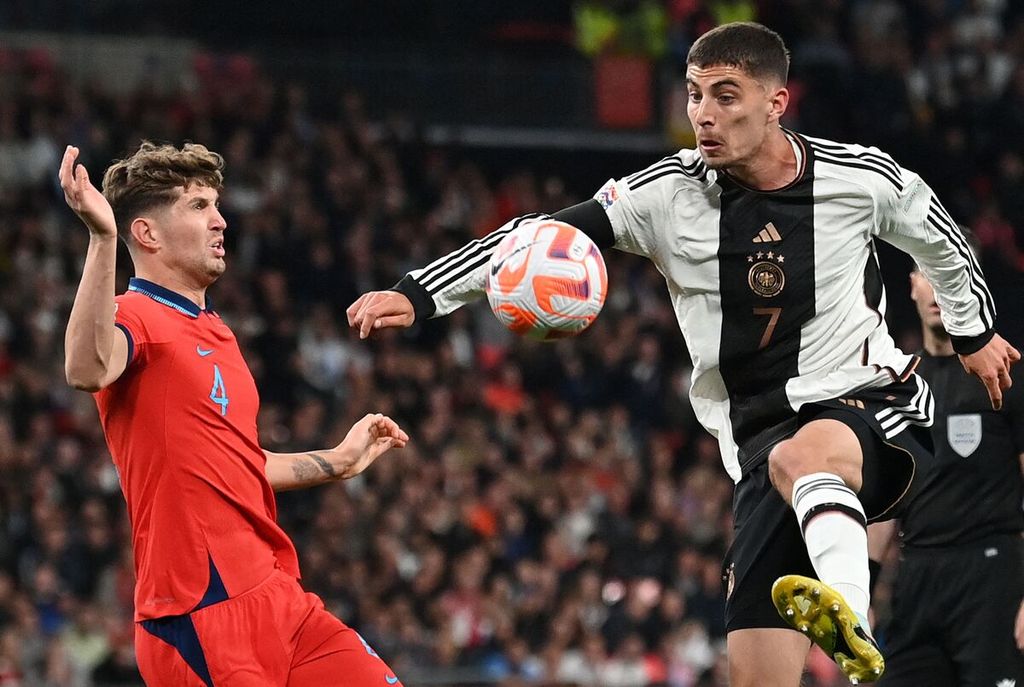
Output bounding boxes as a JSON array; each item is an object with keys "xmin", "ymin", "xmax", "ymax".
[
  {"xmin": 687, "ymin": 22, "xmax": 790, "ymax": 85},
  {"xmin": 102, "ymin": 141, "xmax": 224, "ymax": 244}
]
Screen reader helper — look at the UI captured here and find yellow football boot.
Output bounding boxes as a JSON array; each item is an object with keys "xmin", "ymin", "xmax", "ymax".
[{"xmin": 772, "ymin": 575, "xmax": 884, "ymax": 684}]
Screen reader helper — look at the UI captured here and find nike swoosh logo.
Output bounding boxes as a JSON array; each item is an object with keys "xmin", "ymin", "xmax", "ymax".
[
  {"xmin": 385, "ymin": 675, "xmax": 400, "ymax": 685},
  {"xmin": 196, "ymin": 346, "xmax": 214, "ymax": 357},
  {"xmin": 490, "ymin": 240, "xmax": 540, "ymax": 276}
]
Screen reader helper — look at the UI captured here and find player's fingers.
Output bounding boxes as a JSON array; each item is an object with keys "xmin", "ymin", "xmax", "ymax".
[
  {"xmin": 346, "ymin": 294, "xmax": 370, "ymax": 326},
  {"xmin": 371, "ymin": 314, "xmax": 410, "ymax": 331},
  {"xmin": 374, "ymin": 415, "xmax": 408, "ymax": 442},
  {"xmin": 385, "ymin": 421, "xmax": 409, "ymax": 443},
  {"xmin": 353, "ymin": 295, "xmax": 384, "ymax": 328},
  {"xmin": 983, "ymin": 374, "xmax": 1003, "ymax": 411},
  {"xmin": 1009, "ymin": 345, "xmax": 1022, "ymax": 363},
  {"xmin": 359, "ymin": 310, "xmax": 377, "ymax": 339},
  {"xmin": 76, "ymin": 162, "xmax": 91, "ymax": 190},
  {"xmin": 374, "ymin": 436, "xmax": 397, "ymax": 452},
  {"xmin": 59, "ymin": 146, "xmax": 76, "ymax": 187},
  {"xmin": 353, "ymin": 297, "xmax": 382, "ymax": 331}
]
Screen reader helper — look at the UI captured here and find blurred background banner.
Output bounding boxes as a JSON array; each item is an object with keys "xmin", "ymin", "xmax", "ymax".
[{"xmin": 0, "ymin": 1, "xmax": 1021, "ymax": 686}]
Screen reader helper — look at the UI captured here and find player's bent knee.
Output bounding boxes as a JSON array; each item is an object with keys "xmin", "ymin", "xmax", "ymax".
[{"xmin": 768, "ymin": 439, "xmax": 816, "ymax": 493}]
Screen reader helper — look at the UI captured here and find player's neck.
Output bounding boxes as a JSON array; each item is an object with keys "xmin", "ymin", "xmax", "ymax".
[
  {"xmin": 922, "ymin": 327, "xmax": 954, "ymax": 357},
  {"xmin": 726, "ymin": 128, "xmax": 798, "ymax": 191},
  {"xmin": 134, "ymin": 264, "xmax": 209, "ymax": 309}
]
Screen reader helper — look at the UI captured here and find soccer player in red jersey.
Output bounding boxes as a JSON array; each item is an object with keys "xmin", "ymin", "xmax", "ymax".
[{"xmin": 60, "ymin": 141, "xmax": 408, "ymax": 687}]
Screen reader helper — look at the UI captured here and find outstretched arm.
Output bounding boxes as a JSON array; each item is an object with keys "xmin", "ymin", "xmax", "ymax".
[
  {"xmin": 264, "ymin": 413, "xmax": 409, "ymax": 491},
  {"xmin": 61, "ymin": 145, "xmax": 130, "ymax": 391},
  {"xmin": 347, "ymin": 213, "xmax": 551, "ymax": 338},
  {"xmin": 347, "ymin": 201, "xmax": 616, "ymax": 338}
]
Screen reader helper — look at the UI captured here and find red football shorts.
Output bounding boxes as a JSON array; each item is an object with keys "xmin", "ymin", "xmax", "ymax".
[{"xmin": 135, "ymin": 570, "xmax": 402, "ymax": 686}]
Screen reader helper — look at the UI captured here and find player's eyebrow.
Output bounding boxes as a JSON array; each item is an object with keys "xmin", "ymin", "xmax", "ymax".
[
  {"xmin": 185, "ymin": 188, "xmax": 219, "ymax": 203},
  {"xmin": 685, "ymin": 77, "xmax": 742, "ymax": 90}
]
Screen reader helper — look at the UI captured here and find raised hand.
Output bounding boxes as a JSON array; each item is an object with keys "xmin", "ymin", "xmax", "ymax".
[
  {"xmin": 346, "ymin": 291, "xmax": 415, "ymax": 339},
  {"xmin": 59, "ymin": 145, "xmax": 117, "ymax": 238}
]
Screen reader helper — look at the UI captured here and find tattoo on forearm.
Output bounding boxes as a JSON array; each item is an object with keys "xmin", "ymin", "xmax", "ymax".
[
  {"xmin": 290, "ymin": 452, "xmax": 337, "ymax": 483},
  {"xmin": 308, "ymin": 452, "xmax": 337, "ymax": 478},
  {"xmin": 291, "ymin": 459, "xmax": 318, "ymax": 483}
]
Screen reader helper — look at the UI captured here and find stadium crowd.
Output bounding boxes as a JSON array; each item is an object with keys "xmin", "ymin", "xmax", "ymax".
[{"xmin": 0, "ymin": 1, "xmax": 1022, "ymax": 685}]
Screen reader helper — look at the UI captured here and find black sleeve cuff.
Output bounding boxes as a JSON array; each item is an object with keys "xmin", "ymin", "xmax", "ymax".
[
  {"xmin": 950, "ymin": 328, "xmax": 995, "ymax": 355},
  {"xmin": 390, "ymin": 274, "xmax": 436, "ymax": 322},
  {"xmin": 552, "ymin": 199, "xmax": 615, "ymax": 249},
  {"xmin": 114, "ymin": 322, "xmax": 135, "ymax": 367}
]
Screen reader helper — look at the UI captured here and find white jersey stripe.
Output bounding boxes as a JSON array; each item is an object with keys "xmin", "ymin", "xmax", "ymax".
[
  {"xmin": 415, "ymin": 213, "xmax": 547, "ymax": 292},
  {"xmin": 927, "ymin": 200, "xmax": 997, "ymax": 326},
  {"xmin": 811, "ymin": 148, "xmax": 902, "ymax": 191},
  {"xmin": 875, "ymin": 376, "xmax": 934, "ymax": 437},
  {"xmin": 808, "ymin": 140, "xmax": 902, "ymax": 180},
  {"xmin": 925, "ymin": 208, "xmax": 995, "ymax": 328},
  {"xmin": 627, "ymin": 157, "xmax": 679, "ymax": 183}
]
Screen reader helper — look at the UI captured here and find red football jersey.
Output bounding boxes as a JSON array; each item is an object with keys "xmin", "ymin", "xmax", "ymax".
[{"xmin": 95, "ymin": 278, "xmax": 299, "ymax": 621}]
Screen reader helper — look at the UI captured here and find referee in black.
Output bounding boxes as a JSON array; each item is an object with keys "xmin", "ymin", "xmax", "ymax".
[{"xmin": 869, "ymin": 248, "xmax": 1024, "ymax": 686}]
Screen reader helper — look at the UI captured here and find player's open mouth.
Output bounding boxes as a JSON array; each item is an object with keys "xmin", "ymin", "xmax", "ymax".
[
  {"xmin": 210, "ymin": 238, "xmax": 225, "ymax": 257},
  {"xmin": 699, "ymin": 139, "xmax": 723, "ymax": 152}
]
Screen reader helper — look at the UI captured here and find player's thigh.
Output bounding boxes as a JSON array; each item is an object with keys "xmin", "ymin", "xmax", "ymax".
[
  {"xmin": 728, "ymin": 628, "xmax": 810, "ymax": 687},
  {"xmin": 769, "ymin": 417, "xmax": 864, "ymax": 496},
  {"xmin": 876, "ymin": 642, "xmax": 956, "ymax": 687},
  {"xmin": 798, "ymin": 400, "xmax": 921, "ymax": 520},
  {"xmin": 287, "ymin": 596, "xmax": 403, "ymax": 687}
]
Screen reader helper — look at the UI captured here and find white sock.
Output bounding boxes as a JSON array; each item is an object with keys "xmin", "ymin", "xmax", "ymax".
[{"xmin": 791, "ymin": 472, "xmax": 871, "ymax": 622}]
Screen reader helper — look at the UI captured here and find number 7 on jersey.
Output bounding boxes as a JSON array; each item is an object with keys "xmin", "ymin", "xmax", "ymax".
[{"xmin": 753, "ymin": 307, "xmax": 782, "ymax": 349}]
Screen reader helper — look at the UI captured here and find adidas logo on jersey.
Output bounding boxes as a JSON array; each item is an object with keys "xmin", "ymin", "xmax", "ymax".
[{"xmin": 753, "ymin": 222, "xmax": 783, "ymax": 243}]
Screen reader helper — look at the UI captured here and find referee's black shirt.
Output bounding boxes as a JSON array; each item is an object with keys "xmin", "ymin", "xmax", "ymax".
[{"xmin": 898, "ymin": 352, "xmax": 1024, "ymax": 547}]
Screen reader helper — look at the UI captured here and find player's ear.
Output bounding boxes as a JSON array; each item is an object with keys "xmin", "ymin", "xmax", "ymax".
[
  {"xmin": 130, "ymin": 217, "xmax": 160, "ymax": 253},
  {"xmin": 909, "ymin": 270, "xmax": 925, "ymax": 301},
  {"xmin": 767, "ymin": 85, "xmax": 789, "ymax": 124}
]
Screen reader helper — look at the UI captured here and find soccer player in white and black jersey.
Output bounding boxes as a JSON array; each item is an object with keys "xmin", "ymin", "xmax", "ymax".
[
  {"xmin": 348, "ymin": 22, "xmax": 1019, "ymax": 686},
  {"xmin": 866, "ymin": 248, "xmax": 1024, "ymax": 686}
]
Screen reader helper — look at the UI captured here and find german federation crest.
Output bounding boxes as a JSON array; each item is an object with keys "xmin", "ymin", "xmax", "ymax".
[
  {"xmin": 746, "ymin": 251, "xmax": 786, "ymax": 298},
  {"xmin": 946, "ymin": 413, "xmax": 981, "ymax": 458}
]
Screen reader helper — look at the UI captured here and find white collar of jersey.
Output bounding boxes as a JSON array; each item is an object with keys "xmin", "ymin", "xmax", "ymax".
[
  {"xmin": 127, "ymin": 277, "xmax": 213, "ymax": 318},
  {"xmin": 785, "ymin": 129, "xmax": 804, "ymax": 172}
]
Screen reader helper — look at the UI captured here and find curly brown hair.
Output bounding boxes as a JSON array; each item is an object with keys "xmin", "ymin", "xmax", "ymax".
[{"xmin": 101, "ymin": 141, "xmax": 224, "ymax": 244}]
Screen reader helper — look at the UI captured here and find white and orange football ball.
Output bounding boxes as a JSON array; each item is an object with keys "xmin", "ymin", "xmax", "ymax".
[{"xmin": 485, "ymin": 219, "xmax": 607, "ymax": 341}]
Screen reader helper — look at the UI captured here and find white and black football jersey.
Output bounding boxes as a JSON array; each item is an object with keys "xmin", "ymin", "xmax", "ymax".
[{"xmin": 399, "ymin": 130, "xmax": 995, "ymax": 482}]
